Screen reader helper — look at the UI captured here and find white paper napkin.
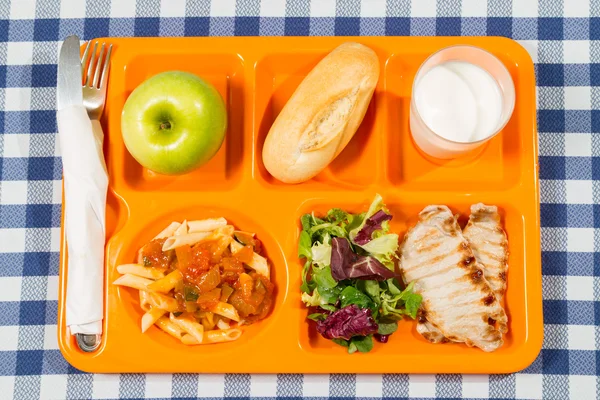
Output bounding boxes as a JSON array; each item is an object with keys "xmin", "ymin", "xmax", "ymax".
[{"xmin": 57, "ymin": 104, "xmax": 108, "ymax": 335}]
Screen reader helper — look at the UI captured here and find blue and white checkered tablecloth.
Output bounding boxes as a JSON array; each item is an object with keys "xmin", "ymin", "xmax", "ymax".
[{"xmin": 0, "ymin": 0, "xmax": 597, "ymax": 399}]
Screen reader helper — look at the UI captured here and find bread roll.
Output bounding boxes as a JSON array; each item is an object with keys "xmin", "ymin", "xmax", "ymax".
[{"xmin": 262, "ymin": 42, "xmax": 380, "ymax": 183}]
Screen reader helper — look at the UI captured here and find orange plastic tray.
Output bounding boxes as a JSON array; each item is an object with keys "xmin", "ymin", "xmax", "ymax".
[{"xmin": 58, "ymin": 36, "xmax": 542, "ymax": 374}]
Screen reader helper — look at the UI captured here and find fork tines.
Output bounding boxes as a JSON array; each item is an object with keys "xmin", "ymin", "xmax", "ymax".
[{"xmin": 81, "ymin": 40, "xmax": 113, "ymax": 89}]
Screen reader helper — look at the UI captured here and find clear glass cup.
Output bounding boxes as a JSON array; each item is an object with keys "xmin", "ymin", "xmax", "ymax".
[{"xmin": 409, "ymin": 45, "xmax": 516, "ymax": 159}]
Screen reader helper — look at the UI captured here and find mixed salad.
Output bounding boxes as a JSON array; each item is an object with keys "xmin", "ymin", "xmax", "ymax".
[{"xmin": 299, "ymin": 194, "xmax": 422, "ymax": 354}]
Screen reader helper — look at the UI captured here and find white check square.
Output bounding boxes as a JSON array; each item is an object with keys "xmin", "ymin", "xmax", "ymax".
[
  {"xmin": 43, "ymin": 324, "xmax": 59, "ymax": 350},
  {"xmin": 564, "ymin": 86, "xmax": 591, "ymax": 110},
  {"xmin": 59, "ymin": 0, "xmax": 86, "ymax": 18},
  {"xmin": 410, "ymin": 0, "xmax": 436, "ymax": 17},
  {"xmin": 10, "ymin": 0, "xmax": 36, "ymax": 19},
  {"xmin": 512, "ymin": 0, "xmax": 537, "ymax": 17},
  {"xmin": 4, "ymin": 88, "xmax": 31, "ymax": 112},
  {"xmin": 145, "ymin": 374, "xmax": 173, "ymax": 398},
  {"xmin": 0, "ymin": 181, "xmax": 28, "ymax": 204},
  {"xmin": 566, "ymin": 276, "xmax": 594, "ymax": 301},
  {"xmin": 0, "ymin": 326, "xmax": 19, "ymax": 351},
  {"xmin": 302, "ymin": 374, "xmax": 329, "ymax": 397},
  {"xmin": 462, "ymin": 374, "xmax": 489, "ymax": 398},
  {"xmin": 310, "ymin": 0, "xmax": 336, "ymax": 17},
  {"xmin": 565, "ymin": 0, "xmax": 592, "ymax": 17},
  {"xmin": 40, "ymin": 375, "xmax": 67, "ymax": 400},
  {"xmin": 260, "ymin": 0, "xmax": 286, "ymax": 17},
  {"xmin": 567, "ymin": 228, "xmax": 595, "ymax": 252},
  {"xmin": 196, "ymin": 374, "xmax": 225, "ymax": 397},
  {"xmin": 409, "ymin": 374, "xmax": 436, "ymax": 398},
  {"xmin": 355, "ymin": 374, "xmax": 383, "ymax": 397},
  {"xmin": 6, "ymin": 42, "xmax": 34, "ymax": 65},
  {"xmin": 566, "ymin": 180, "xmax": 594, "ymax": 204},
  {"xmin": 515, "ymin": 374, "xmax": 542, "ymax": 400},
  {"xmin": 0, "ymin": 377, "xmax": 15, "ymax": 398},
  {"xmin": 565, "ymin": 133, "xmax": 592, "ymax": 157},
  {"xmin": 210, "ymin": 0, "xmax": 236, "ymax": 17},
  {"xmin": 160, "ymin": 0, "xmax": 187, "ymax": 17},
  {"xmin": 563, "ymin": 40, "xmax": 591, "ymax": 63},
  {"xmin": 92, "ymin": 374, "xmax": 120, "ymax": 399},
  {"xmin": 461, "ymin": 0, "xmax": 487, "ymax": 16},
  {"xmin": 360, "ymin": 0, "xmax": 386, "ymax": 17},
  {"xmin": 2, "ymin": 134, "xmax": 30, "ymax": 157},
  {"xmin": 250, "ymin": 374, "xmax": 277, "ymax": 397},
  {"xmin": 569, "ymin": 375, "xmax": 596, "ymax": 400},
  {"xmin": 110, "ymin": 0, "xmax": 136, "ymax": 18},
  {"xmin": 567, "ymin": 325, "xmax": 596, "ymax": 350},
  {"xmin": 0, "ymin": 229, "xmax": 26, "ymax": 253},
  {"xmin": 517, "ymin": 40, "xmax": 539, "ymax": 63}
]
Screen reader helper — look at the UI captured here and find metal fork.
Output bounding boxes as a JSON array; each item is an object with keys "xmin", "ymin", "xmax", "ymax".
[
  {"xmin": 75, "ymin": 39, "xmax": 112, "ymax": 353},
  {"xmin": 81, "ymin": 40, "xmax": 113, "ymax": 120}
]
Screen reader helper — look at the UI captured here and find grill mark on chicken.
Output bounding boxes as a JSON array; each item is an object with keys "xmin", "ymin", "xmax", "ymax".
[{"xmin": 400, "ymin": 205, "xmax": 508, "ymax": 352}]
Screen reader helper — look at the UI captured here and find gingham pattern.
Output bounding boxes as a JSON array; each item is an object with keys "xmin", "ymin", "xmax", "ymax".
[{"xmin": 0, "ymin": 0, "xmax": 597, "ymax": 399}]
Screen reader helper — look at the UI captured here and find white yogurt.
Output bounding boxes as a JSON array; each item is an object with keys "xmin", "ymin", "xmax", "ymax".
[{"xmin": 413, "ymin": 60, "xmax": 503, "ymax": 143}]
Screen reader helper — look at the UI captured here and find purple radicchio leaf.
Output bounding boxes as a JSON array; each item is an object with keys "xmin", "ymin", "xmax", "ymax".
[
  {"xmin": 354, "ymin": 210, "xmax": 393, "ymax": 245},
  {"xmin": 330, "ymin": 237, "xmax": 396, "ymax": 281},
  {"xmin": 316, "ymin": 304, "xmax": 379, "ymax": 340}
]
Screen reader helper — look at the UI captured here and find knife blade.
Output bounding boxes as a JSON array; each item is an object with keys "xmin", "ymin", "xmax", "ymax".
[{"xmin": 57, "ymin": 35, "xmax": 83, "ymax": 110}]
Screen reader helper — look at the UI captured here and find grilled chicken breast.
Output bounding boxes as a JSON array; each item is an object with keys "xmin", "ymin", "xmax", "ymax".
[
  {"xmin": 463, "ymin": 203, "xmax": 509, "ymax": 300},
  {"xmin": 400, "ymin": 205, "xmax": 508, "ymax": 352}
]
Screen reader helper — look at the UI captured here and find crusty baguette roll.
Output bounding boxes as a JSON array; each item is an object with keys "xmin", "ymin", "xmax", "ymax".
[{"xmin": 262, "ymin": 42, "xmax": 380, "ymax": 183}]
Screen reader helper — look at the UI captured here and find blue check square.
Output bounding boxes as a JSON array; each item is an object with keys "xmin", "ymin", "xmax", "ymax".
[
  {"xmin": 6, "ymin": 65, "xmax": 32, "ymax": 88},
  {"xmin": 386, "ymin": 17, "xmax": 411, "ymax": 35},
  {"xmin": 1, "ymin": 158, "xmax": 29, "ymax": 181},
  {"xmin": 234, "ymin": 16, "xmax": 260, "ymax": 36},
  {"xmin": 461, "ymin": 17, "xmax": 486, "ymax": 35},
  {"xmin": 31, "ymin": 65, "xmax": 57, "ymax": 88},
  {"xmin": 544, "ymin": 300, "xmax": 568, "ymax": 324},
  {"xmin": 16, "ymin": 350, "xmax": 44, "ymax": 376},
  {"xmin": 566, "ymin": 157, "xmax": 593, "ymax": 180},
  {"xmin": 284, "ymin": 17, "xmax": 310, "ymax": 36},
  {"xmin": 33, "ymin": 18, "xmax": 60, "ymax": 42},
  {"xmin": 9, "ymin": 19, "xmax": 34, "ymax": 41},
  {"xmin": 565, "ymin": 64, "xmax": 590, "ymax": 86},
  {"xmin": 487, "ymin": 17, "xmax": 512, "ymax": 37},
  {"xmin": 542, "ymin": 349, "xmax": 569, "ymax": 375},
  {"xmin": 565, "ymin": 18, "xmax": 589, "ymax": 40},
  {"xmin": 567, "ymin": 252, "xmax": 594, "ymax": 276},
  {"xmin": 134, "ymin": 17, "xmax": 160, "ymax": 37},
  {"xmin": 538, "ymin": 17, "xmax": 564, "ymax": 40},
  {"xmin": 543, "ymin": 252, "xmax": 567, "ymax": 275},
  {"xmin": 25, "ymin": 204, "xmax": 54, "ymax": 228},
  {"xmin": 45, "ymin": 301, "xmax": 58, "ymax": 325},
  {"xmin": 541, "ymin": 204, "xmax": 567, "ymax": 227},
  {"xmin": 539, "ymin": 156, "xmax": 566, "ymax": 179},
  {"xmin": 0, "ymin": 204, "xmax": 26, "ymax": 228},
  {"xmin": 0, "ymin": 351, "xmax": 17, "ymax": 376},
  {"xmin": 537, "ymin": 64, "xmax": 564, "ymax": 87},
  {"xmin": 568, "ymin": 301, "xmax": 595, "ymax": 325},
  {"xmin": 567, "ymin": 205, "xmax": 594, "ymax": 228},
  {"xmin": 590, "ymin": 17, "xmax": 600, "ymax": 39},
  {"xmin": 565, "ymin": 110, "xmax": 591, "ymax": 133},
  {"xmin": 30, "ymin": 110, "xmax": 56, "ymax": 134},
  {"xmin": 27, "ymin": 158, "xmax": 56, "ymax": 181},
  {"xmin": 0, "ymin": 20, "xmax": 8, "ymax": 42},
  {"xmin": 410, "ymin": 18, "xmax": 436, "ymax": 35},
  {"xmin": 84, "ymin": 18, "xmax": 110, "ymax": 39},
  {"xmin": 0, "ymin": 303, "xmax": 20, "ymax": 326},
  {"xmin": 538, "ymin": 110, "xmax": 565, "ymax": 132},
  {"xmin": 591, "ymin": 64, "xmax": 600, "ymax": 85},
  {"xmin": 41, "ymin": 350, "xmax": 69, "ymax": 375},
  {"xmin": 20, "ymin": 301, "xmax": 47, "ymax": 326},
  {"xmin": 512, "ymin": 18, "xmax": 537, "ymax": 40},
  {"xmin": 109, "ymin": 18, "xmax": 135, "ymax": 37},
  {"xmin": 569, "ymin": 350, "xmax": 596, "ymax": 375},
  {"xmin": 0, "ymin": 253, "xmax": 25, "ymax": 276},
  {"xmin": 335, "ymin": 17, "xmax": 361, "ymax": 36},
  {"xmin": 23, "ymin": 253, "xmax": 50, "ymax": 276},
  {"xmin": 436, "ymin": 17, "xmax": 461, "ymax": 35}
]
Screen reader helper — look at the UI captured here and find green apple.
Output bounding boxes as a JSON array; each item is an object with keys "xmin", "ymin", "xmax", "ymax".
[{"xmin": 121, "ymin": 71, "xmax": 227, "ymax": 175}]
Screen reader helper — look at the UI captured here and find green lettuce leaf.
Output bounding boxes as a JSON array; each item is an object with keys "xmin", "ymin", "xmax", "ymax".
[{"xmin": 311, "ymin": 242, "xmax": 332, "ymax": 268}]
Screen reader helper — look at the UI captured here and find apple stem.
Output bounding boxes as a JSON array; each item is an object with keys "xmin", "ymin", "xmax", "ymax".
[{"xmin": 160, "ymin": 121, "xmax": 171, "ymax": 130}]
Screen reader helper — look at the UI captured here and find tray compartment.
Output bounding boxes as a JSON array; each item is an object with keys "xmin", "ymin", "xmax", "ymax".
[
  {"xmin": 254, "ymin": 52, "xmax": 382, "ymax": 190},
  {"xmin": 383, "ymin": 51, "xmax": 524, "ymax": 191},
  {"xmin": 294, "ymin": 196, "xmax": 528, "ymax": 360},
  {"xmin": 112, "ymin": 52, "xmax": 246, "ymax": 192}
]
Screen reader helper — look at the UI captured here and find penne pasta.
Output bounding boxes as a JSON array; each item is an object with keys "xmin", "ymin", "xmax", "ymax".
[
  {"xmin": 181, "ymin": 328, "xmax": 242, "ymax": 345},
  {"xmin": 155, "ymin": 316, "xmax": 185, "ymax": 340},
  {"xmin": 153, "ymin": 222, "xmax": 181, "ymax": 240},
  {"xmin": 113, "ymin": 273, "xmax": 154, "ymax": 291},
  {"xmin": 117, "ymin": 264, "xmax": 165, "ymax": 280},
  {"xmin": 187, "ymin": 217, "xmax": 228, "ymax": 233},
  {"xmin": 162, "ymin": 232, "xmax": 213, "ymax": 251},
  {"xmin": 147, "ymin": 270, "xmax": 183, "ymax": 293},
  {"xmin": 216, "ymin": 319, "xmax": 230, "ymax": 330},
  {"xmin": 170, "ymin": 313, "xmax": 204, "ymax": 344},
  {"xmin": 145, "ymin": 291, "xmax": 180, "ymax": 312},
  {"xmin": 141, "ymin": 307, "xmax": 167, "ymax": 333},
  {"xmin": 210, "ymin": 301, "xmax": 240, "ymax": 322},
  {"xmin": 139, "ymin": 290, "xmax": 151, "ymax": 311},
  {"xmin": 174, "ymin": 220, "xmax": 188, "ymax": 236},
  {"xmin": 230, "ymin": 241, "xmax": 270, "ymax": 279}
]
